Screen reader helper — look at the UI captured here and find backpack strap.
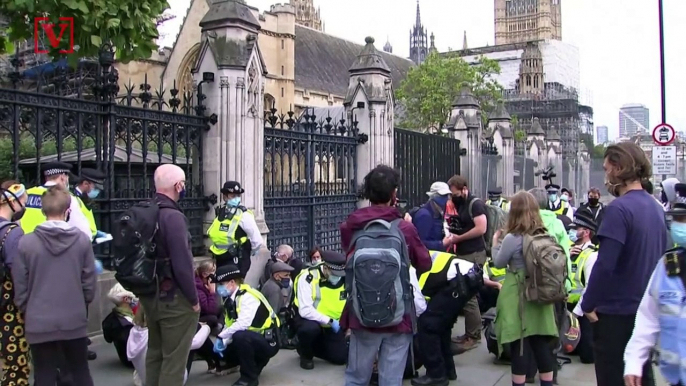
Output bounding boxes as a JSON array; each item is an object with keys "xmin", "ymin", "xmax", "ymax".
[
  {"xmin": 0, "ymin": 222, "xmax": 17, "ymax": 267},
  {"xmin": 429, "ymin": 200, "xmax": 444, "ymax": 219},
  {"xmin": 467, "ymin": 197, "xmax": 479, "ymax": 220}
]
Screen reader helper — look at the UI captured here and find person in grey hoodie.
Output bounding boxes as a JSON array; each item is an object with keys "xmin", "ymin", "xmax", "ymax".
[{"xmin": 12, "ymin": 185, "xmax": 96, "ymax": 386}]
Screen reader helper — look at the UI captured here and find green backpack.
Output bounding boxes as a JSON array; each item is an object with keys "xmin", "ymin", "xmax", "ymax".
[{"xmin": 467, "ymin": 198, "xmax": 508, "ymax": 257}]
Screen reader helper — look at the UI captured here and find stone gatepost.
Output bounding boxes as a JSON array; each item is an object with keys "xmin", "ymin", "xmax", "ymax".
[
  {"xmin": 344, "ymin": 37, "xmax": 395, "ymax": 207},
  {"xmin": 488, "ymin": 103, "xmax": 514, "ymax": 196},
  {"xmin": 526, "ymin": 117, "xmax": 547, "ymax": 188},
  {"xmin": 447, "ymin": 87, "xmax": 482, "ymax": 191},
  {"xmin": 195, "ymin": 0, "xmax": 269, "ymax": 239}
]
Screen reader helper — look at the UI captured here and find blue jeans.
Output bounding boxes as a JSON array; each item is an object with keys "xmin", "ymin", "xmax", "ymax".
[{"xmin": 344, "ymin": 329, "xmax": 412, "ymax": 386}]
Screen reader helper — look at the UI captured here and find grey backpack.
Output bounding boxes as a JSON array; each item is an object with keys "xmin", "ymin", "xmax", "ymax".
[
  {"xmin": 522, "ymin": 228, "xmax": 568, "ymax": 304},
  {"xmin": 345, "ymin": 219, "xmax": 413, "ymax": 328}
]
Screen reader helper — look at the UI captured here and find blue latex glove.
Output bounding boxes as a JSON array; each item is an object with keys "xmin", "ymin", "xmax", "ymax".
[
  {"xmin": 331, "ymin": 319, "xmax": 341, "ymax": 333},
  {"xmin": 95, "ymin": 230, "xmax": 108, "ymax": 239},
  {"xmin": 94, "ymin": 259, "xmax": 104, "ymax": 275},
  {"xmin": 213, "ymin": 339, "xmax": 226, "ymax": 357}
]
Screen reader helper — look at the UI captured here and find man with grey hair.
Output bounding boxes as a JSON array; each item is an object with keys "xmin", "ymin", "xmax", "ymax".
[
  {"xmin": 262, "ymin": 244, "xmax": 302, "ymax": 286},
  {"xmin": 139, "ymin": 164, "xmax": 200, "ymax": 386}
]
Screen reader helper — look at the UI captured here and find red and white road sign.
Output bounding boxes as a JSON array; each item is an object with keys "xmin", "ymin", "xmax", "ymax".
[{"xmin": 652, "ymin": 123, "xmax": 676, "ymax": 146}]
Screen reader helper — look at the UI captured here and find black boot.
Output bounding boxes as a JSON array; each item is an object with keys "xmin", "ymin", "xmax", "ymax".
[
  {"xmin": 87, "ymin": 350, "xmax": 97, "ymax": 360},
  {"xmin": 231, "ymin": 379, "xmax": 258, "ymax": 386},
  {"xmin": 299, "ymin": 357, "xmax": 314, "ymax": 370},
  {"xmin": 410, "ymin": 375, "xmax": 449, "ymax": 386},
  {"xmin": 446, "ymin": 367, "xmax": 457, "ymax": 381}
]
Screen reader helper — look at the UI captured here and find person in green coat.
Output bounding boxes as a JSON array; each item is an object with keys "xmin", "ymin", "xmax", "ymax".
[{"xmin": 491, "ymin": 191, "xmax": 559, "ymax": 386}]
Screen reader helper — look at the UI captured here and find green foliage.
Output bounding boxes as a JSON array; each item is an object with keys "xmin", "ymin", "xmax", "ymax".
[
  {"xmin": 578, "ymin": 132, "xmax": 605, "ymax": 159},
  {"xmin": 511, "ymin": 115, "xmax": 526, "ymax": 142},
  {"xmin": 0, "ymin": 134, "xmax": 95, "ymax": 181},
  {"xmin": 592, "ymin": 145, "xmax": 606, "ymax": 159},
  {"xmin": 396, "ymin": 52, "xmax": 504, "ymax": 130},
  {"xmin": 0, "ymin": 0, "xmax": 169, "ymax": 65}
]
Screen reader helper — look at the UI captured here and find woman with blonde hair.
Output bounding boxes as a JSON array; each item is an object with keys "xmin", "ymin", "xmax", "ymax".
[{"xmin": 491, "ymin": 191, "xmax": 559, "ymax": 386}]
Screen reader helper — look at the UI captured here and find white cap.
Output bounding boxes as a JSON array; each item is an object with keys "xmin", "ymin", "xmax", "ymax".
[{"xmin": 426, "ymin": 182, "xmax": 451, "ymax": 197}]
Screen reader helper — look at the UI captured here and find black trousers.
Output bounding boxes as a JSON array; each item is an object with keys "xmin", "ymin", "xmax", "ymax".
[
  {"xmin": 592, "ymin": 313, "xmax": 655, "ymax": 386},
  {"xmin": 477, "ymin": 286, "xmax": 500, "ymax": 313},
  {"xmin": 32, "ymin": 337, "xmax": 93, "ymax": 386},
  {"xmin": 418, "ymin": 288, "xmax": 473, "ymax": 379},
  {"xmin": 510, "ymin": 336, "xmax": 557, "ymax": 375},
  {"xmin": 222, "ymin": 330, "xmax": 279, "ymax": 382},
  {"xmin": 295, "ymin": 319, "xmax": 348, "ymax": 365},
  {"xmin": 565, "ymin": 303, "xmax": 594, "ymax": 364}
]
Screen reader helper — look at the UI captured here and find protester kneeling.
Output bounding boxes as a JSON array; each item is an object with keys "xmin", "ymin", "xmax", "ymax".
[{"xmin": 101, "ymin": 283, "xmax": 138, "ymax": 367}]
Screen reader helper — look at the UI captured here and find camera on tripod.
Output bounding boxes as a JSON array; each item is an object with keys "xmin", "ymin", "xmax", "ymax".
[{"xmin": 535, "ymin": 166, "xmax": 557, "ymax": 184}]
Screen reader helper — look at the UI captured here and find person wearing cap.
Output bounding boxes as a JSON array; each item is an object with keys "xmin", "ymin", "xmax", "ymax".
[
  {"xmin": 0, "ymin": 180, "xmax": 30, "ymax": 384},
  {"xmin": 73, "ymin": 168, "xmax": 106, "ymax": 239},
  {"xmin": 566, "ymin": 209, "xmax": 599, "ymax": 364},
  {"xmin": 545, "ymin": 183, "xmax": 574, "ymax": 221},
  {"xmin": 486, "ymin": 188, "xmax": 510, "ymax": 212},
  {"xmin": 624, "ymin": 183, "xmax": 686, "ymax": 386},
  {"xmin": 291, "ymin": 250, "xmax": 348, "ymax": 370},
  {"xmin": 212, "ymin": 264, "xmax": 280, "ymax": 386},
  {"xmin": 20, "ymin": 161, "xmax": 91, "ymax": 240},
  {"xmin": 411, "ymin": 182, "xmax": 451, "ymax": 252},
  {"xmin": 261, "ymin": 260, "xmax": 294, "ymax": 314},
  {"xmin": 207, "ymin": 181, "xmax": 264, "ymax": 276}
]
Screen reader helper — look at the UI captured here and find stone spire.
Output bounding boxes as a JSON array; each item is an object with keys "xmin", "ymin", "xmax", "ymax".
[
  {"xmin": 463, "ymin": 30, "xmax": 468, "ymax": 50},
  {"xmin": 289, "ymin": 0, "xmax": 323, "ymax": 31},
  {"xmin": 409, "ymin": 0, "xmax": 428, "ymax": 64},
  {"xmin": 429, "ymin": 32, "xmax": 437, "ymax": 52},
  {"xmin": 200, "ymin": 0, "xmax": 261, "ymax": 31},
  {"xmin": 349, "ymin": 36, "xmax": 391, "ymax": 76},
  {"xmin": 383, "ymin": 36, "xmax": 393, "ymax": 53}
]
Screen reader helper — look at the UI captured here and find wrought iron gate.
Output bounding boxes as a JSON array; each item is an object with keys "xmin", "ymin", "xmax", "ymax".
[
  {"xmin": 394, "ymin": 128, "xmax": 462, "ymax": 209},
  {"xmin": 263, "ymin": 108, "xmax": 366, "ymax": 258},
  {"xmin": 0, "ymin": 45, "xmax": 210, "ymax": 260}
]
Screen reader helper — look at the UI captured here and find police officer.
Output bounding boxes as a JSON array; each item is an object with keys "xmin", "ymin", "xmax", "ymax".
[
  {"xmin": 207, "ymin": 181, "xmax": 264, "ymax": 275},
  {"xmin": 566, "ymin": 209, "xmax": 598, "ymax": 364},
  {"xmin": 478, "ymin": 258, "xmax": 506, "ymax": 312},
  {"xmin": 486, "ymin": 188, "xmax": 510, "ymax": 212},
  {"xmin": 623, "ymin": 184, "xmax": 686, "ymax": 386},
  {"xmin": 21, "ymin": 162, "xmax": 91, "ymax": 239},
  {"xmin": 545, "ymin": 183, "xmax": 574, "ymax": 221},
  {"xmin": 213, "ymin": 264, "xmax": 280, "ymax": 386},
  {"xmin": 412, "ymin": 250, "xmax": 483, "ymax": 386},
  {"xmin": 73, "ymin": 168, "xmax": 107, "ymax": 239},
  {"xmin": 292, "ymin": 250, "xmax": 348, "ymax": 370}
]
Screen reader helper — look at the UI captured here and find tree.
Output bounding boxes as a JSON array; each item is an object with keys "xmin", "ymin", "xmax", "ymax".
[
  {"xmin": 511, "ymin": 115, "xmax": 526, "ymax": 142},
  {"xmin": 395, "ymin": 52, "xmax": 503, "ymax": 130},
  {"xmin": 0, "ymin": 0, "xmax": 169, "ymax": 65}
]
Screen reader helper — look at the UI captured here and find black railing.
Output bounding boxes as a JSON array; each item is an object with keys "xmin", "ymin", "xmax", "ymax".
[
  {"xmin": 0, "ymin": 44, "xmax": 212, "ymax": 260},
  {"xmin": 394, "ymin": 129, "xmax": 461, "ymax": 209},
  {"xmin": 263, "ymin": 108, "xmax": 367, "ymax": 258}
]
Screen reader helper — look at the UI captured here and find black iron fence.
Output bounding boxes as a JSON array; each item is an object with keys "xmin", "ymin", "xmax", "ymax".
[
  {"xmin": 0, "ymin": 45, "xmax": 212, "ymax": 260},
  {"xmin": 394, "ymin": 128, "xmax": 461, "ymax": 209},
  {"xmin": 263, "ymin": 108, "xmax": 367, "ymax": 258}
]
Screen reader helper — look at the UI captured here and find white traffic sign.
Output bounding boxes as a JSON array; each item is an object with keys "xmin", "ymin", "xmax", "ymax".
[
  {"xmin": 652, "ymin": 145, "xmax": 677, "ymax": 175},
  {"xmin": 652, "ymin": 123, "xmax": 676, "ymax": 146}
]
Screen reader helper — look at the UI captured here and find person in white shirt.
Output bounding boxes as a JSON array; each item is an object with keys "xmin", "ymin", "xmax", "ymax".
[
  {"xmin": 567, "ymin": 209, "xmax": 599, "ymax": 364},
  {"xmin": 545, "ymin": 184, "xmax": 574, "ymax": 221},
  {"xmin": 212, "ymin": 264, "xmax": 279, "ymax": 386}
]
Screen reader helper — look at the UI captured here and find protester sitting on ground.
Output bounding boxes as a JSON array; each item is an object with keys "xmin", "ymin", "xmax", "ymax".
[
  {"xmin": 492, "ymin": 191, "xmax": 559, "ymax": 386},
  {"xmin": 0, "ymin": 180, "xmax": 30, "ymax": 385},
  {"xmin": 262, "ymin": 244, "xmax": 299, "ymax": 286},
  {"xmin": 101, "ymin": 283, "xmax": 137, "ymax": 367},
  {"xmin": 13, "ymin": 185, "xmax": 97, "ymax": 386},
  {"xmin": 195, "ymin": 260, "xmax": 223, "ymax": 334},
  {"xmin": 308, "ymin": 246, "xmax": 322, "ymax": 265},
  {"xmin": 261, "ymin": 260, "xmax": 296, "ymax": 349}
]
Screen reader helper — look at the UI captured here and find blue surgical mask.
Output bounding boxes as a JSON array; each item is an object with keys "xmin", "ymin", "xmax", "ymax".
[
  {"xmin": 280, "ymin": 278, "xmax": 291, "ymax": 288},
  {"xmin": 560, "ymin": 194, "xmax": 568, "ymax": 202},
  {"xmin": 130, "ymin": 299, "xmax": 138, "ymax": 308},
  {"xmin": 88, "ymin": 188, "xmax": 100, "ymax": 199},
  {"xmin": 227, "ymin": 197, "xmax": 241, "ymax": 207},
  {"xmin": 548, "ymin": 194, "xmax": 558, "ymax": 202},
  {"xmin": 568, "ymin": 229, "xmax": 578, "ymax": 243},
  {"xmin": 179, "ymin": 188, "xmax": 186, "ymax": 200},
  {"xmin": 328, "ymin": 275, "xmax": 342, "ymax": 285},
  {"xmin": 217, "ymin": 285, "xmax": 230, "ymax": 298},
  {"xmin": 670, "ymin": 222, "xmax": 686, "ymax": 246}
]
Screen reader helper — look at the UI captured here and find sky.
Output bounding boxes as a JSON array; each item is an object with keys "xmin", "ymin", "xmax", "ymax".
[{"xmin": 159, "ymin": 0, "xmax": 685, "ymax": 142}]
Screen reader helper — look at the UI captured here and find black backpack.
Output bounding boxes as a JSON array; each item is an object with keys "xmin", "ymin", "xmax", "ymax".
[{"xmin": 112, "ymin": 200, "xmax": 166, "ymax": 296}]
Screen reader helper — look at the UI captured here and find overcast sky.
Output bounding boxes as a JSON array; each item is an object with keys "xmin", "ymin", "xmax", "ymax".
[{"xmin": 160, "ymin": 0, "xmax": 684, "ymax": 142}]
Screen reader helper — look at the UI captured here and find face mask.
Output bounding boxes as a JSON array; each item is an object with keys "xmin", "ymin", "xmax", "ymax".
[
  {"xmin": 10, "ymin": 202, "xmax": 25, "ymax": 222},
  {"xmin": 279, "ymin": 278, "xmax": 291, "ymax": 288},
  {"xmin": 548, "ymin": 194, "xmax": 558, "ymax": 202},
  {"xmin": 88, "ymin": 188, "xmax": 100, "ymax": 199},
  {"xmin": 216, "ymin": 285, "xmax": 230, "ymax": 298},
  {"xmin": 176, "ymin": 182, "xmax": 186, "ymax": 201},
  {"xmin": 588, "ymin": 197, "xmax": 599, "ymax": 206},
  {"xmin": 560, "ymin": 195, "xmax": 568, "ymax": 202},
  {"xmin": 568, "ymin": 229, "xmax": 578, "ymax": 243},
  {"xmin": 227, "ymin": 197, "xmax": 241, "ymax": 207},
  {"xmin": 65, "ymin": 209, "xmax": 71, "ymax": 223},
  {"xmin": 328, "ymin": 275, "xmax": 342, "ymax": 285},
  {"xmin": 670, "ymin": 222, "xmax": 686, "ymax": 246},
  {"xmin": 130, "ymin": 299, "xmax": 138, "ymax": 308},
  {"xmin": 451, "ymin": 195, "xmax": 465, "ymax": 207}
]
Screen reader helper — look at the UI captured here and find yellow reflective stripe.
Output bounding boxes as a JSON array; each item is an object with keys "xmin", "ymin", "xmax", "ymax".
[
  {"xmin": 568, "ymin": 246, "xmax": 597, "ymax": 303},
  {"xmin": 232, "ymin": 284, "xmax": 279, "ymax": 332},
  {"xmin": 311, "ymin": 269, "xmax": 322, "ymax": 309},
  {"xmin": 418, "ymin": 251, "xmax": 444, "ymax": 290}
]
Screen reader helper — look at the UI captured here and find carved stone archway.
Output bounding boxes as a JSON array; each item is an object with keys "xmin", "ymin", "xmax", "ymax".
[{"xmin": 176, "ymin": 43, "xmax": 201, "ymax": 94}]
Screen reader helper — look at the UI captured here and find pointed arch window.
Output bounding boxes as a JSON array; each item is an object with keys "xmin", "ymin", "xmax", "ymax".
[
  {"xmin": 526, "ymin": 75, "xmax": 532, "ymax": 86},
  {"xmin": 176, "ymin": 44, "xmax": 201, "ymax": 95}
]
